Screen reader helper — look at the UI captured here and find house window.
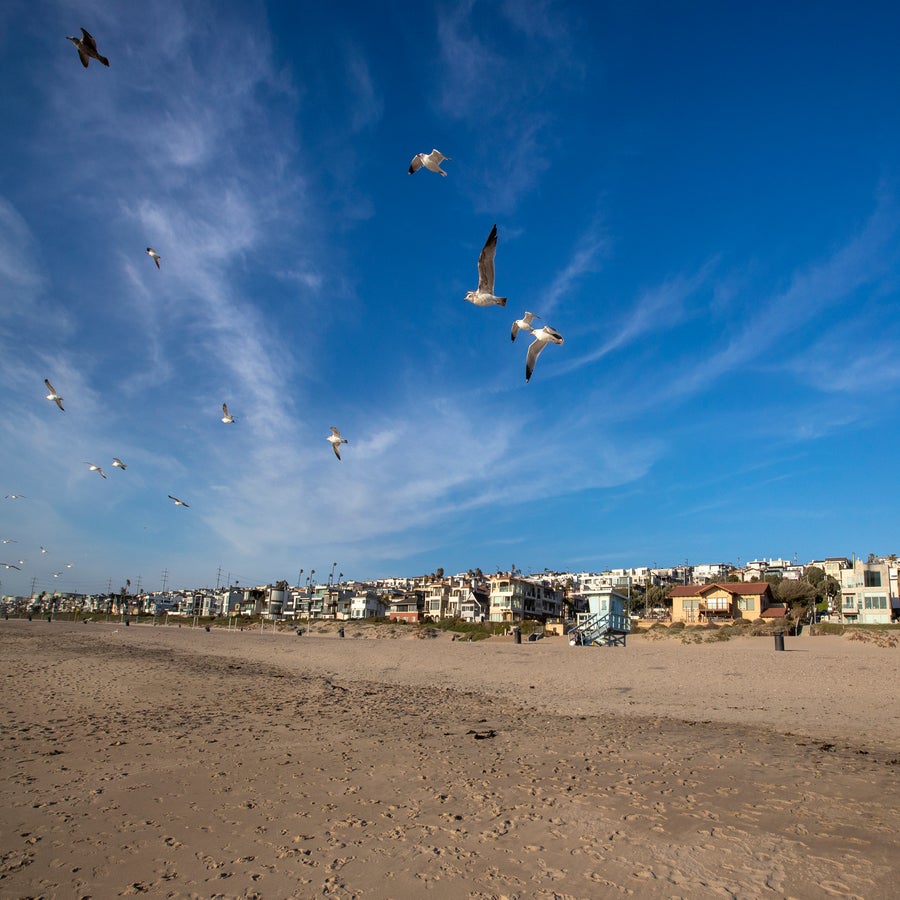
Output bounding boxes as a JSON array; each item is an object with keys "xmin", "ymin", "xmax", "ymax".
[
  {"xmin": 843, "ymin": 594, "xmax": 855, "ymax": 608},
  {"xmin": 707, "ymin": 597, "xmax": 730, "ymax": 612},
  {"xmin": 864, "ymin": 595, "xmax": 887, "ymax": 610},
  {"xmin": 864, "ymin": 571, "xmax": 882, "ymax": 587},
  {"xmin": 738, "ymin": 598, "xmax": 755, "ymax": 612}
]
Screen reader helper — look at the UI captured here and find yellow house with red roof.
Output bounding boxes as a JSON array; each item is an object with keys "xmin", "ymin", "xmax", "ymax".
[{"xmin": 668, "ymin": 582, "xmax": 779, "ymax": 623}]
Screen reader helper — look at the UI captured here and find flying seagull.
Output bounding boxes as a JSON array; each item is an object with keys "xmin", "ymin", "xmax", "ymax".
[
  {"xmin": 525, "ymin": 325, "xmax": 564, "ymax": 383},
  {"xmin": 67, "ymin": 28, "xmax": 109, "ymax": 68},
  {"xmin": 40, "ymin": 546, "xmax": 48, "ymax": 554},
  {"xmin": 0, "ymin": 563, "xmax": 21, "ymax": 571},
  {"xmin": 146, "ymin": 247, "xmax": 161, "ymax": 269},
  {"xmin": 4, "ymin": 494, "xmax": 26, "ymax": 500},
  {"xmin": 464, "ymin": 225, "xmax": 506, "ymax": 307},
  {"xmin": 1, "ymin": 539, "xmax": 18, "ymax": 544},
  {"xmin": 221, "ymin": 403, "xmax": 235, "ymax": 424},
  {"xmin": 408, "ymin": 149, "xmax": 451, "ymax": 176},
  {"xmin": 44, "ymin": 379, "xmax": 64, "ymax": 411},
  {"xmin": 112, "ymin": 457, "xmax": 127, "ymax": 470},
  {"xmin": 327, "ymin": 427, "xmax": 348, "ymax": 460},
  {"xmin": 85, "ymin": 462, "xmax": 107, "ymax": 479},
  {"xmin": 168, "ymin": 494, "xmax": 189, "ymax": 507},
  {"xmin": 511, "ymin": 311, "xmax": 540, "ymax": 342}
]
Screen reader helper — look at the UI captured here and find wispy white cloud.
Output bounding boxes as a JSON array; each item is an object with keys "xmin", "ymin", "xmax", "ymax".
[
  {"xmin": 201, "ymin": 385, "xmax": 660, "ymax": 573},
  {"xmin": 537, "ymin": 224, "xmax": 609, "ymax": 317},
  {"xmin": 661, "ymin": 194, "xmax": 900, "ymax": 404},
  {"xmin": 343, "ymin": 43, "xmax": 384, "ymax": 133},
  {"xmin": 556, "ymin": 260, "xmax": 713, "ymax": 378},
  {"xmin": 435, "ymin": 0, "xmax": 582, "ymax": 212},
  {"xmin": 500, "ymin": 0, "xmax": 572, "ymax": 42},
  {"xmin": 783, "ymin": 299, "xmax": 900, "ymax": 396},
  {"xmin": 0, "ymin": 197, "xmax": 44, "ymax": 294},
  {"xmin": 436, "ymin": 0, "xmax": 503, "ymax": 120}
]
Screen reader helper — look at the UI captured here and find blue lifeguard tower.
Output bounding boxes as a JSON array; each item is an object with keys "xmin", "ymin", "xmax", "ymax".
[{"xmin": 569, "ymin": 588, "xmax": 631, "ymax": 647}]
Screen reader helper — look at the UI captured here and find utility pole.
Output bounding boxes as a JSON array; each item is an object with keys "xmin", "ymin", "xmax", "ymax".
[
  {"xmin": 161, "ymin": 569, "xmax": 169, "ymax": 593},
  {"xmin": 30, "ymin": 576, "xmax": 37, "ymax": 597},
  {"xmin": 215, "ymin": 566, "xmax": 222, "ymax": 590}
]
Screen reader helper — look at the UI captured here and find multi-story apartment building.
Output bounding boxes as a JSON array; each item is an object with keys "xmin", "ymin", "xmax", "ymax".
[
  {"xmin": 578, "ymin": 570, "xmax": 640, "ymax": 592},
  {"xmin": 809, "ymin": 557, "xmax": 851, "ymax": 581},
  {"xmin": 839, "ymin": 558, "xmax": 896, "ymax": 624},
  {"xmin": 691, "ymin": 563, "xmax": 732, "ymax": 584},
  {"xmin": 423, "ymin": 581, "xmax": 450, "ymax": 620},
  {"xmin": 488, "ymin": 574, "xmax": 563, "ymax": 623}
]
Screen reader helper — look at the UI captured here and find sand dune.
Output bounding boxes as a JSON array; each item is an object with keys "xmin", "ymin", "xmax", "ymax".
[{"xmin": 1, "ymin": 620, "xmax": 897, "ymax": 898}]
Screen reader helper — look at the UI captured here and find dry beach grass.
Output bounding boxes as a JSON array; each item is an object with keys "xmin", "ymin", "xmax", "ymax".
[{"xmin": 0, "ymin": 619, "xmax": 897, "ymax": 898}]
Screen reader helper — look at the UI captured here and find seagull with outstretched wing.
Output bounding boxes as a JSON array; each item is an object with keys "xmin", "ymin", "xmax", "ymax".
[
  {"xmin": 67, "ymin": 28, "xmax": 109, "ymax": 68},
  {"xmin": 464, "ymin": 225, "xmax": 507, "ymax": 307},
  {"xmin": 409, "ymin": 149, "xmax": 451, "ymax": 176},
  {"xmin": 44, "ymin": 379, "xmax": 64, "ymax": 411},
  {"xmin": 525, "ymin": 325, "xmax": 564, "ymax": 383},
  {"xmin": 327, "ymin": 427, "xmax": 348, "ymax": 460},
  {"xmin": 511, "ymin": 311, "xmax": 539, "ymax": 342}
]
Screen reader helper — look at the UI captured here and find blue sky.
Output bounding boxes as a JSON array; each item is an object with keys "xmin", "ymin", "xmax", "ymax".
[{"xmin": 2, "ymin": 1, "xmax": 899, "ymax": 595}]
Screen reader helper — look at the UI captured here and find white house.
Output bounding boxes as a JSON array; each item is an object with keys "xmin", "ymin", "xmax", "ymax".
[{"xmin": 349, "ymin": 590, "xmax": 387, "ymax": 619}]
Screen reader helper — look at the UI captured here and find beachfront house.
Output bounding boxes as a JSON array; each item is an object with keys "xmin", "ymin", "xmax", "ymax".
[
  {"xmin": 349, "ymin": 590, "xmax": 387, "ymax": 619},
  {"xmin": 488, "ymin": 574, "xmax": 563, "ymax": 623},
  {"xmin": 451, "ymin": 582, "xmax": 490, "ymax": 622},
  {"xmin": 839, "ymin": 558, "xmax": 896, "ymax": 624},
  {"xmin": 423, "ymin": 580, "xmax": 450, "ymax": 620},
  {"xmin": 388, "ymin": 590, "xmax": 424, "ymax": 623},
  {"xmin": 668, "ymin": 582, "xmax": 776, "ymax": 623}
]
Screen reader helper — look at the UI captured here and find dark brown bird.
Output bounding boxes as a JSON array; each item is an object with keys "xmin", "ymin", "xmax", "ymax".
[{"xmin": 67, "ymin": 28, "xmax": 110, "ymax": 68}]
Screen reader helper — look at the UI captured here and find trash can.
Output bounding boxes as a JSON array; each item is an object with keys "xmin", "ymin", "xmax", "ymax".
[
  {"xmin": 205, "ymin": 625, "xmax": 211, "ymax": 632},
  {"xmin": 513, "ymin": 627, "xmax": 521, "ymax": 644},
  {"xmin": 338, "ymin": 626, "xmax": 345, "ymax": 639},
  {"xmin": 774, "ymin": 631, "xmax": 785, "ymax": 651},
  {"xmin": 296, "ymin": 628, "xmax": 303, "ymax": 636}
]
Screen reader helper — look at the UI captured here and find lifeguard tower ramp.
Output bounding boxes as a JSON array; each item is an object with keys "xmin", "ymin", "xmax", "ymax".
[{"xmin": 569, "ymin": 591, "xmax": 631, "ymax": 647}]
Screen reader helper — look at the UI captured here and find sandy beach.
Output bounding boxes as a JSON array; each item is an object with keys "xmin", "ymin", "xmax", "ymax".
[{"xmin": 1, "ymin": 620, "xmax": 897, "ymax": 899}]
